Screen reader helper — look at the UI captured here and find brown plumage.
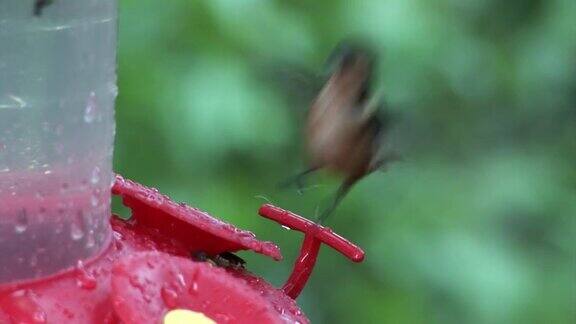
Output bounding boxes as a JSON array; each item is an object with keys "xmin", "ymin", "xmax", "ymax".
[{"xmin": 281, "ymin": 42, "xmax": 395, "ymax": 224}]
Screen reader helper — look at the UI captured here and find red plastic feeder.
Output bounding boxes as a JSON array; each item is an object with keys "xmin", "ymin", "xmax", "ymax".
[
  {"xmin": 0, "ymin": 175, "xmax": 365, "ymax": 323},
  {"xmin": 0, "ymin": 2, "xmax": 365, "ymax": 321}
]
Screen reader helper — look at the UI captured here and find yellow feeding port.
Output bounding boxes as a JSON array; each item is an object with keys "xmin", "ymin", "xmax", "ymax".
[{"xmin": 163, "ymin": 309, "xmax": 216, "ymax": 324}]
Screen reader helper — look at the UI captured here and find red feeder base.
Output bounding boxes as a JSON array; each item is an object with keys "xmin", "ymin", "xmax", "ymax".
[{"xmin": 0, "ymin": 175, "xmax": 364, "ymax": 323}]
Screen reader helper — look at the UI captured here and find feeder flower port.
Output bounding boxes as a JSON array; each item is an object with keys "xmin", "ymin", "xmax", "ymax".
[{"xmin": 0, "ymin": 0, "xmax": 365, "ymax": 323}]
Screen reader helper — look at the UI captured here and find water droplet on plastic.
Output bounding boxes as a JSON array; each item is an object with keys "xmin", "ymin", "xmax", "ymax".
[
  {"xmin": 70, "ymin": 212, "xmax": 85, "ymax": 241},
  {"xmin": 215, "ymin": 314, "xmax": 232, "ymax": 322},
  {"xmin": 32, "ymin": 311, "xmax": 47, "ymax": 323},
  {"xmin": 6, "ymin": 290, "xmax": 47, "ymax": 324},
  {"xmin": 62, "ymin": 308, "xmax": 74, "ymax": 319},
  {"xmin": 86, "ymin": 230, "xmax": 96, "ymax": 248},
  {"xmin": 281, "ymin": 225, "xmax": 291, "ymax": 231},
  {"xmin": 77, "ymin": 273, "xmax": 97, "ymax": 290},
  {"xmin": 113, "ymin": 231, "xmax": 123, "ymax": 241},
  {"xmin": 108, "ymin": 82, "xmax": 118, "ymax": 97},
  {"xmin": 90, "ymin": 166, "xmax": 101, "ymax": 185},
  {"xmin": 15, "ymin": 209, "xmax": 28, "ymax": 234},
  {"xmin": 187, "ymin": 270, "xmax": 200, "ymax": 295},
  {"xmin": 91, "ymin": 194, "xmax": 99, "ymax": 207},
  {"xmin": 142, "ymin": 291, "xmax": 153, "ymax": 302},
  {"xmin": 84, "ymin": 92, "xmax": 97, "ymax": 123},
  {"xmin": 189, "ymin": 281, "xmax": 199, "ymax": 295},
  {"xmin": 176, "ymin": 273, "xmax": 186, "ymax": 287},
  {"xmin": 129, "ymin": 275, "xmax": 154, "ymax": 302},
  {"xmin": 160, "ymin": 286, "xmax": 179, "ymax": 308},
  {"xmin": 29, "ymin": 255, "xmax": 38, "ymax": 267},
  {"xmin": 76, "ymin": 260, "xmax": 97, "ymax": 290},
  {"xmin": 54, "ymin": 223, "xmax": 64, "ymax": 234},
  {"xmin": 129, "ymin": 275, "xmax": 141, "ymax": 288}
]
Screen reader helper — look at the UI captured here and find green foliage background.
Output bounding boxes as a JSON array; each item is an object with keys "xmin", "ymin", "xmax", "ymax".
[{"xmin": 113, "ymin": 0, "xmax": 576, "ymax": 323}]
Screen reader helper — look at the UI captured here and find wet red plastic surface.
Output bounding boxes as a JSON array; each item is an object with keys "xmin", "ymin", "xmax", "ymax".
[
  {"xmin": 0, "ymin": 175, "xmax": 306, "ymax": 324},
  {"xmin": 111, "ymin": 251, "xmax": 285, "ymax": 324},
  {"xmin": 112, "ymin": 175, "xmax": 281, "ymax": 261},
  {"xmin": 0, "ymin": 175, "xmax": 366, "ymax": 323}
]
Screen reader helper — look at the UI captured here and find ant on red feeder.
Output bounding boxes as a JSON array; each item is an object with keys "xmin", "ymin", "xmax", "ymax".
[{"xmin": 191, "ymin": 251, "xmax": 246, "ymax": 271}]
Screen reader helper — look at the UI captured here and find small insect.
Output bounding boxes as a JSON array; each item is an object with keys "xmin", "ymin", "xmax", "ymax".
[
  {"xmin": 191, "ymin": 251, "xmax": 246, "ymax": 271},
  {"xmin": 33, "ymin": 0, "xmax": 54, "ymax": 16},
  {"xmin": 280, "ymin": 41, "xmax": 400, "ymax": 224}
]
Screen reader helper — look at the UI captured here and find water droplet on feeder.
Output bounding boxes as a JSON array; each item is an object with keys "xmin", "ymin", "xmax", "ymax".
[
  {"xmin": 160, "ymin": 286, "xmax": 179, "ymax": 308},
  {"xmin": 84, "ymin": 92, "xmax": 97, "ymax": 123},
  {"xmin": 14, "ymin": 209, "xmax": 29, "ymax": 234},
  {"xmin": 176, "ymin": 273, "xmax": 186, "ymax": 287},
  {"xmin": 90, "ymin": 166, "xmax": 101, "ymax": 184},
  {"xmin": 70, "ymin": 212, "xmax": 85, "ymax": 241},
  {"xmin": 281, "ymin": 225, "xmax": 291, "ymax": 231},
  {"xmin": 62, "ymin": 308, "xmax": 74, "ymax": 319},
  {"xmin": 85, "ymin": 229, "xmax": 96, "ymax": 248},
  {"xmin": 214, "ymin": 314, "xmax": 231, "ymax": 322},
  {"xmin": 188, "ymin": 270, "xmax": 200, "ymax": 295},
  {"xmin": 32, "ymin": 311, "xmax": 47, "ymax": 323},
  {"xmin": 128, "ymin": 274, "xmax": 149, "ymax": 301},
  {"xmin": 76, "ymin": 273, "xmax": 97, "ymax": 290},
  {"xmin": 29, "ymin": 255, "xmax": 38, "ymax": 267},
  {"xmin": 91, "ymin": 194, "xmax": 99, "ymax": 207},
  {"xmin": 189, "ymin": 281, "xmax": 199, "ymax": 295},
  {"xmin": 108, "ymin": 82, "xmax": 118, "ymax": 97},
  {"xmin": 6, "ymin": 290, "xmax": 47, "ymax": 324},
  {"xmin": 128, "ymin": 275, "xmax": 140, "ymax": 287},
  {"xmin": 54, "ymin": 223, "xmax": 64, "ymax": 234},
  {"xmin": 76, "ymin": 260, "xmax": 97, "ymax": 290},
  {"xmin": 113, "ymin": 231, "xmax": 123, "ymax": 241}
]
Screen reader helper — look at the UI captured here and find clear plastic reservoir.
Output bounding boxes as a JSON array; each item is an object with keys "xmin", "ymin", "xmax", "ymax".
[{"xmin": 0, "ymin": 0, "xmax": 117, "ymax": 282}]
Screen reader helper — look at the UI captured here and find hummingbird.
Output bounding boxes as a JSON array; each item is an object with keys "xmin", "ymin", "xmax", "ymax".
[{"xmin": 280, "ymin": 41, "xmax": 399, "ymax": 224}]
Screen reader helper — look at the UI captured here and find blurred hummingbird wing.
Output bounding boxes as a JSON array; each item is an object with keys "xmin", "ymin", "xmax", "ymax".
[
  {"xmin": 368, "ymin": 100, "xmax": 405, "ymax": 171},
  {"xmin": 251, "ymin": 59, "xmax": 324, "ymax": 115}
]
